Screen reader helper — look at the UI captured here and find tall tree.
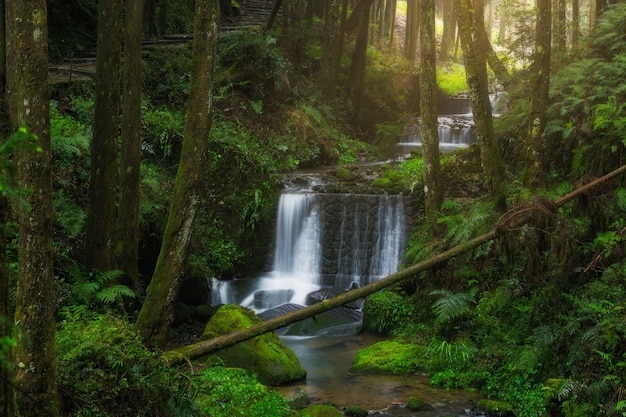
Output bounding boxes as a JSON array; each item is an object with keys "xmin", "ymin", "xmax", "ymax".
[
  {"xmin": 85, "ymin": 0, "xmax": 123, "ymax": 272},
  {"xmin": 0, "ymin": 1, "xmax": 14, "ymax": 415},
  {"xmin": 346, "ymin": 0, "xmax": 375, "ymax": 119},
  {"xmin": 524, "ymin": 0, "xmax": 551, "ymax": 189},
  {"xmin": 440, "ymin": 0, "xmax": 456, "ymax": 61},
  {"xmin": 117, "ymin": 0, "xmax": 144, "ymax": 288},
  {"xmin": 135, "ymin": 0, "xmax": 220, "ymax": 346},
  {"xmin": 420, "ymin": 0, "xmax": 442, "ymax": 219},
  {"xmin": 455, "ymin": 0, "xmax": 505, "ymax": 202},
  {"xmin": 405, "ymin": 0, "xmax": 419, "ymax": 62},
  {"xmin": 6, "ymin": 0, "xmax": 60, "ymax": 415}
]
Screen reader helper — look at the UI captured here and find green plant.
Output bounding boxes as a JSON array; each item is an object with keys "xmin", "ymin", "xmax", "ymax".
[
  {"xmin": 362, "ymin": 290, "xmax": 416, "ymax": 335},
  {"xmin": 192, "ymin": 366, "xmax": 291, "ymax": 417},
  {"xmin": 64, "ymin": 264, "xmax": 135, "ymax": 311},
  {"xmin": 56, "ymin": 314, "xmax": 195, "ymax": 417},
  {"xmin": 436, "ymin": 63, "xmax": 468, "ymax": 95},
  {"xmin": 429, "ymin": 289, "xmax": 474, "ymax": 325}
]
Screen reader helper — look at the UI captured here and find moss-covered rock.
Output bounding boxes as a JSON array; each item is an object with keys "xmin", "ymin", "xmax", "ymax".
[
  {"xmin": 293, "ymin": 404, "xmax": 343, "ymax": 417},
  {"xmin": 475, "ymin": 399, "xmax": 516, "ymax": 416},
  {"xmin": 350, "ymin": 340, "xmax": 424, "ymax": 374},
  {"xmin": 344, "ymin": 405, "xmax": 368, "ymax": 417},
  {"xmin": 200, "ymin": 304, "xmax": 306, "ymax": 385},
  {"xmin": 336, "ymin": 166, "xmax": 354, "ymax": 180},
  {"xmin": 407, "ymin": 397, "xmax": 434, "ymax": 411}
]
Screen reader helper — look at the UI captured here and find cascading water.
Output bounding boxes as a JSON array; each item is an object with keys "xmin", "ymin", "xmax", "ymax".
[{"xmin": 211, "ymin": 190, "xmax": 408, "ymax": 327}]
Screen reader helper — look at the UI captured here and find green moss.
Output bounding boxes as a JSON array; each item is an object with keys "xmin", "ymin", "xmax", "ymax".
[
  {"xmin": 476, "ymin": 399, "xmax": 516, "ymax": 416},
  {"xmin": 350, "ymin": 340, "xmax": 425, "ymax": 374},
  {"xmin": 345, "ymin": 405, "xmax": 368, "ymax": 417},
  {"xmin": 294, "ymin": 404, "xmax": 343, "ymax": 417},
  {"xmin": 201, "ymin": 304, "xmax": 306, "ymax": 385},
  {"xmin": 407, "ymin": 397, "xmax": 434, "ymax": 411},
  {"xmin": 372, "ymin": 177, "xmax": 393, "ymax": 188},
  {"xmin": 336, "ymin": 166, "xmax": 354, "ymax": 180}
]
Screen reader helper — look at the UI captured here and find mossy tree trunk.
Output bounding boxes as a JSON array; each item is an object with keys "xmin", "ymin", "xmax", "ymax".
[
  {"xmin": 117, "ymin": 0, "xmax": 144, "ymax": 290},
  {"xmin": 419, "ymin": 0, "xmax": 442, "ymax": 222},
  {"xmin": 135, "ymin": 0, "xmax": 219, "ymax": 347},
  {"xmin": 455, "ymin": 0, "xmax": 505, "ymax": 205},
  {"xmin": 6, "ymin": 0, "xmax": 60, "ymax": 415},
  {"xmin": 524, "ymin": 0, "xmax": 550, "ymax": 189},
  {"xmin": 0, "ymin": 1, "xmax": 14, "ymax": 414},
  {"xmin": 85, "ymin": 0, "xmax": 122, "ymax": 272}
]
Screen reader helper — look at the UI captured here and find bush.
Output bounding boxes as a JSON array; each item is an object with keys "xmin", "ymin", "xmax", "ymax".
[
  {"xmin": 362, "ymin": 290, "xmax": 416, "ymax": 335},
  {"xmin": 193, "ymin": 366, "xmax": 291, "ymax": 417},
  {"xmin": 56, "ymin": 314, "xmax": 192, "ymax": 417}
]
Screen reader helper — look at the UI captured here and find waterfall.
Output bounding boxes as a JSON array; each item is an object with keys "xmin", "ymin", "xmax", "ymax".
[{"xmin": 210, "ymin": 191, "xmax": 408, "ymax": 317}]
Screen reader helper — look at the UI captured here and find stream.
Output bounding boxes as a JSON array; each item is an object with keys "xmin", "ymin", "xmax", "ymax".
[{"xmin": 278, "ymin": 334, "xmax": 481, "ymax": 416}]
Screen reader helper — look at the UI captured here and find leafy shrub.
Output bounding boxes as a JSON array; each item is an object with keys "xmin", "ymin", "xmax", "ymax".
[
  {"xmin": 193, "ymin": 366, "xmax": 291, "ymax": 417},
  {"xmin": 56, "ymin": 314, "xmax": 192, "ymax": 417},
  {"xmin": 362, "ymin": 290, "xmax": 416, "ymax": 335}
]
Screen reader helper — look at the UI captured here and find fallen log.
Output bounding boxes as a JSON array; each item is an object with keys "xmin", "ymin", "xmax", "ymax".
[{"xmin": 162, "ymin": 165, "xmax": 626, "ymax": 365}]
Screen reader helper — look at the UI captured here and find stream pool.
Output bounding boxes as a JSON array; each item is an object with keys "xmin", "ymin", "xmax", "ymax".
[{"xmin": 277, "ymin": 333, "xmax": 481, "ymax": 416}]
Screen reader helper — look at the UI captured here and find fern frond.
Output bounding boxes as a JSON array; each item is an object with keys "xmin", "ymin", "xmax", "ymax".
[
  {"xmin": 430, "ymin": 289, "xmax": 473, "ymax": 323},
  {"xmin": 75, "ymin": 282, "xmax": 101, "ymax": 303},
  {"xmin": 97, "ymin": 269, "xmax": 125, "ymax": 285},
  {"xmin": 95, "ymin": 285, "xmax": 136, "ymax": 304}
]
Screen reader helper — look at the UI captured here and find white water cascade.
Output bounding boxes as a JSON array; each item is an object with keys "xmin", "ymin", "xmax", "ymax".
[{"xmin": 211, "ymin": 191, "xmax": 408, "ymax": 321}]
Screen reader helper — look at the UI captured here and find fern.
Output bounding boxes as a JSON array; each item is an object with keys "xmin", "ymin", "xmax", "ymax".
[
  {"xmin": 96, "ymin": 285, "xmax": 137, "ymax": 305},
  {"xmin": 70, "ymin": 267, "xmax": 135, "ymax": 309},
  {"xmin": 430, "ymin": 289, "xmax": 474, "ymax": 324}
]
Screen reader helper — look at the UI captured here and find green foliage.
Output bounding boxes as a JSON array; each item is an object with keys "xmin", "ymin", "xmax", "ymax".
[
  {"xmin": 436, "ymin": 63, "xmax": 468, "ymax": 95},
  {"xmin": 141, "ymin": 107, "xmax": 186, "ymax": 160},
  {"xmin": 56, "ymin": 314, "xmax": 194, "ymax": 417},
  {"xmin": 0, "ymin": 128, "xmax": 41, "ymax": 202},
  {"xmin": 63, "ymin": 264, "xmax": 135, "ymax": 311},
  {"xmin": 362, "ymin": 290, "xmax": 416, "ymax": 335},
  {"xmin": 143, "ymin": 46, "xmax": 193, "ymax": 111},
  {"xmin": 350, "ymin": 341, "xmax": 425, "ymax": 374},
  {"xmin": 429, "ymin": 289, "xmax": 474, "ymax": 325},
  {"xmin": 216, "ymin": 30, "xmax": 291, "ymax": 101},
  {"xmin": 192, "ymin": 366, "xmax": 291, "ymax": 417}
]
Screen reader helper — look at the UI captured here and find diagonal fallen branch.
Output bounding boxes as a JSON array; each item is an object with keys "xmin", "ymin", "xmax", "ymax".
[{"xmin": 162, "ymin": 164, "xmax": 626, "ymax": 365}]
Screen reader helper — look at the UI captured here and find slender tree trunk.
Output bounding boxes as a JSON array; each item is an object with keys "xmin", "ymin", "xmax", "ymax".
[
  {"xmin": 571, "ymin": 0, "xmax": 580, "ymax": 50},
  {"xmin": 383, "ymin": 0, "xmax": 396, "ymax": 44},
  {"xmin": 6, "ymin": 0, "xmax": 59, "ymax": 415},
  {"xmin": 0, "ymin": 0, "xmax": 14, "ymax": 413},
  {"xmin": 524, "ymin": 0, "xmax": 551, "ymax": 189},
  {"xmin": 265, "ymin": 0, "xmax": 284, "ymax": 33},
  {"xmin": 86, "ymin": 0, "xmax": 123, "ymax": 272},
  {"xmin": 440, "ymin": 0, "xmax": 456, "ymax": 61},
  {"xmin": 347, "ymin": 0, "xmax": 374, "ymax": 120},
  {"xmin": 135, "ymin": 0, "xmax": 219, "ymax": 347},
  {"xmin": 455, "ymin": 0, "xmax": 505, "ymax": 203},
  {"xmin": 554, "ymin": 0, "xmax": 566, "ymax": 54},
  {"xmin": 405, "ymin": 0, "xmax": 419, "ymax": 62},
  {"xmin": 420, "ymin": 0, "xmax": 442, "ymax": 220},
  {"xmin": 117, "ymin": 0, "xmax": 144, "ymax": 289}
]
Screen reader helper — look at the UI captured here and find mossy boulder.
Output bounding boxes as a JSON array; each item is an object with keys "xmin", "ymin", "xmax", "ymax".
[
  {"xmin": 350, "ymin": 340, "xmax": 424, "ymax": 374},
  {"xmin": 475, "ymin": 399, "xmax": 516, "ymax": 416},
  {"xmin": 336, "ymin": 166, "xmax": 354, "ymax": 180},
  {"xmin": 407, "ymin": 397, "xmax": 434, "ymax": 411},
  {"xmin": 200, "ymin": 304, "xmax": 306, "ymax": 385},
  {"xmin": 344, "ymin": 405, "xmax": 368, "ymax": 417},
  {"xmin": 294, "ymin": 404, "xmax": 342, "ymax": 417}
]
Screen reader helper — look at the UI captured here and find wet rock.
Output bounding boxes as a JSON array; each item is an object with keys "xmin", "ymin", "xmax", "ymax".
[
  {"xmin": 284, "ymin": 386, "xmax": 311, "ymax": 407},
  {"xmin": 344, "ymin": 405, "xmax": 368, "ymax": 417},
  {"xmin": 200, "ymin": 304, "xmax": 306, "ymax": 385},
  {"xmin": 407, "ymin": 397, "xmax": 434, "ymax": 411}
]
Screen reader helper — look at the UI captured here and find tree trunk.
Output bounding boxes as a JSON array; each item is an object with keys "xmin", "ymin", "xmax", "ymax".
[
  {"xmin": 571, "ymin": 0, "xmax": 580, "ymax": 51},
  {"xmin": 405, "ymin": 0, "xmax": 419, "ymax": 62},
  {"xmin": 524, "ymin": 0, "xmax": 551, "ymax": 189},
  {"xmin": 455, "ymin": 0, "xmax": 505, "ymax": 203},
  {"xmin": 346, "ymin": 0, "xmax": 374, "ymax": 120},
  {"xmin": 420, "ymin": 0, "xmax": 442, "ymax": 220},
  {"xmin": 383, "ymin": 0, "xmax": 396, "ymax": 44},
  {"xmin": 0, "ymin": 1, "xmax": 14, "ymax": 413},
  {"xmin": 162, "ymin": 164, "xmax": 626, "ymax": 363},
  {"xmin": 135, "ymin": 0, "xmax": 219, "ymax": 347},
  {"xmin": 440, "ymin": 0, "xmax": 456, "ymax": 61},
  {"xmin": 117, "ymin": 0, "xmax": 144, "ymax": 291},
  {"xmin": 6, "ymin": 0, "xmax": 60, "ymax": 415},
  {"xmin": 554, "ymin": 0, "xmax": 566, "ymax": 54},
  {"xmin": 86, "ymin": 0, "xmax": 122, "ymax": 272}
]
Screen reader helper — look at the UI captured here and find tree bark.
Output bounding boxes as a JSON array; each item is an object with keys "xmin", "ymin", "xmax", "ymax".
[
  {"xmin": 0, "ymin": 1, "xmax": 14, "ymax": 414},
  {"xmin": 405, "ymin": 0, "xmax": 419, "ymax": 62},
  {"xmin": 455, "ymin": 0, "xmax": 505, "ymax": 203},
  {"xmin": 6, "ymin": 0, "xmax": 60, "ymax": 415},
  {"xmin": 162, "ymin": 164, "xmax": 626, "ymax": 363},
  {"xmin": 85, "ymin": 0, "xmax": 123, "ymax": 272},
  {"xmin": 440, "ymin": 0, "xmax": 456, "ymax": 61},
  {"xmin": 346, "ymin": 0, "xmax": 374, "ymax": 120},
  {"xmin": 135, "ymin": 0, "xmax": 219, "ymax": 347},
  {"xmin": 524, "ymin": 0, "xmax": 551, "ymax": 189},
  {"xmin": 419, "ymin": 0, "xmax": 442, "ymax": 220},
  {"xmin": 117, "ymin": 0, "xmax": 144, "ymax": 289}
]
